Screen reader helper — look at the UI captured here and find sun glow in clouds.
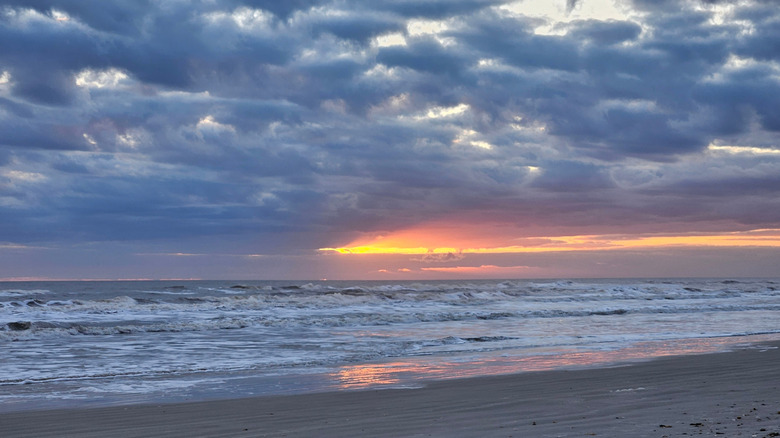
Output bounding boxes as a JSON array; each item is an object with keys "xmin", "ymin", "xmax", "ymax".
[
  {"xmin": 75, "ymin": 68, "xmax": 129, "ymax": 89},
  {"xmin": 453, "ymin": 129, "xmax": 494, "ymax": 150},
  {"xmin": 3, "ymin": 169, "xmax": 47, "ymax": 184},
  {"xmin": 52, "ymin": 11, "xmax": 70, "ymax": 22},
  {"xmin": 500, "ymin": 0, "xmax": 633, "ymax": 35},
  {"xmin": 415, "ymin": 103, "xmax": 470, "ymax": 120},
  {"xmin": 320, "ymin": 227, "xmax": 780, "ymax": 255},
  {"xmin": 373, "ymin": 32, "xmax": 406, "ymax": 48},
  {"xmin": 708, "ymin": 144, "xmax": 780, "ymax": 156}
]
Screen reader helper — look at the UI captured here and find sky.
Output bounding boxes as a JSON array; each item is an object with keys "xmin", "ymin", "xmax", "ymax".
[{"xmin": 1, "ymin": 0, "xmax": 780, "ymax": 280}]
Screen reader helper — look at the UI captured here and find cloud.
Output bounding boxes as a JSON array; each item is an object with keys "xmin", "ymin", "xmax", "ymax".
[
  {"xmin": 310, "ymin": 12, "xmax": 403, "ymax": 43},
  {"xmin": 364, "ymin": 0, "xmax": 506, "ymax": 19},
  {"xmin": 567, "ymin": 19, "xmax": 642, "ymax": 46},
  {"xmin": 420, "ymin": 265, "xmax": 533, "ymax": 277},
  {"xmin": 1, "ymin": 0, "xmax": 780, "ymax": 279},
  {"xmin": 411, "ymin": 251, "xmax": 466, "ymax": 263}
]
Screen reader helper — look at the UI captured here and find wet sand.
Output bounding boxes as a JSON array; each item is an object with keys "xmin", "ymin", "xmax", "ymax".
[{"xmin": 2, "ymin": 343, "xmax": 779, "ymax": 437}]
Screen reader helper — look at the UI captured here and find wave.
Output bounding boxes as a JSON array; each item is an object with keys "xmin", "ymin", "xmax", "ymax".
[
  {"xmin": 1, "ymin": 284, "xmax": 777, "ymax": 319},
  {"xmin": 5, "ymin": 329, "xmax": 779, "ymax": 388},
  {"xmin": 3, "ymin": 279, "xmax": 779, "ymax": 343},
  {"xmin": 0, "ymin": 289, "xmax": 50, "ymax": 298},
  {"xmin": 4, "ymin": 303, "xmax": 780, "ymax": 341}
]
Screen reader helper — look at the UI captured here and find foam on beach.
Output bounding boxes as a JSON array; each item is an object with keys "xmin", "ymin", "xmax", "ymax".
[{"xmin": 2, "ymin": 278, "xmax": 780, "ymax": 412}]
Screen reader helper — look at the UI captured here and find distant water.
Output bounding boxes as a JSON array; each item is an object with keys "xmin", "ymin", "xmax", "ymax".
[{"xmin": 2, "ymin": 278, "xmax": 780, "ymax": 412}]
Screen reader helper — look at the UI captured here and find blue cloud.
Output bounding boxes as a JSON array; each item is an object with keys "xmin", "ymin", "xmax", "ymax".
[{"xmin": 1, "ymin": 0, "xmax": 779, "ymax": 271}]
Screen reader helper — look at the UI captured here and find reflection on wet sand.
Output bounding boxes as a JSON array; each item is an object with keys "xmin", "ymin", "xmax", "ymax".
[
  {"xmin": 332, "ymin": 362, "xmax": 443, "ymax": 389},
  {"xmin": 329, "ymin": 334, "xmax": 778, "ymax": 390}
]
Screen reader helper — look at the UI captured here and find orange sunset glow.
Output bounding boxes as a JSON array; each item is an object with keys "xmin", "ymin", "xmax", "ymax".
[{"xmin": 320, "ymin": 226, "xmax": 780, "ymax": 255}]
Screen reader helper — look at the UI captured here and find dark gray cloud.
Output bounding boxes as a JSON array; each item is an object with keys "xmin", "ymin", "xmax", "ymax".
[
  {"xmin": 310, "ymin": 13, "xmax": 403, "ymax": 43},
  {"xmin": 364, "ymin": 0, "xmax": 506, "ymax": 19},
  {"xmin": 377, "ymin": 38, "xmax": 469, "ymax": 76},
  {"xmin": 568, "ymin": 19, "xmax": 641, "ymax": 46},
  {"xmin": 412, "ymin": 251, "xmax": 467, "ymax": 263},
  {"xmin": 0, "ymin": 96, "xmax": 34, "ymax": 118},
  {"xmin": 1, "ymin": 0, "xmax": 779, "ymax": 277},
  {"xmin": 530, "ymin": 161, "xmax": 613, "ymax": 192},
  {"xmin": 237, "ymin": 0, "xmax": 323, "ymax": 19},
  {"xmin": 456, "ymin": 12, "xmax": 581, "ymax": 71},
  {"xmin": 1, "ymin": 0, "xmax": 153, "ymax": 34}
]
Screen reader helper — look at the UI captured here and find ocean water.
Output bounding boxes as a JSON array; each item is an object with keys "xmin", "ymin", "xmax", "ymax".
[{"xmin": 2, "ymin": 278, "xmax": 779, "ymax": 412}]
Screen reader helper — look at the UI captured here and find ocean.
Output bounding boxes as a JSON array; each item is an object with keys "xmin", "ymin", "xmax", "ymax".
[{"xmin": 2, "ymin": 278, "xmax": 779, "ymax": 412}]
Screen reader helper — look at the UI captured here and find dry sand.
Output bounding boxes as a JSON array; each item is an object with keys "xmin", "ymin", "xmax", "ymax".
[{"xmin": 2, "ymin": 343, "xmax": 779, "ymax": 437}]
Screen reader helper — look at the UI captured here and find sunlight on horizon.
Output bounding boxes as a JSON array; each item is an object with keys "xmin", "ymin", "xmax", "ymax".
[{"xmin": 320, "ymin": 228, "xmax": 780, "ymax": 255}]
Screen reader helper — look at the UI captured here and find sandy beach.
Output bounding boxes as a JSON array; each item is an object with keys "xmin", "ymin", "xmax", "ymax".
[{"xmin": 2, "ymin": 343, "xmax": 779, "ymax": 438}]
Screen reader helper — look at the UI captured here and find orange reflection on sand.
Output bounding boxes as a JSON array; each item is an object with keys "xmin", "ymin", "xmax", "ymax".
[
  {"xmin": 331, "ymin": 362, "xmax": 446, "ymax": 389},
  {"xmin": 503, "ymin": 337, "xmax": 749, "ymax": 373},
  {"xmin": 329, "ymin": 335, "xmax": 780, "ymax": 390}
]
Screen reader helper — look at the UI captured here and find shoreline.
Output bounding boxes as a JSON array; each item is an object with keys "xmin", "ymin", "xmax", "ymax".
[
  {"xmin": 2, "ymin": 341, "xmax": 779, "ymax": 437},
  {"xmin": 3, "ymin": 333, "xmax": 778, "ymax": 415}
]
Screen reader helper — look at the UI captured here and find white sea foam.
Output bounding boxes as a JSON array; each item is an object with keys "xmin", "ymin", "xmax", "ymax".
[
  {"xmin": 2, "ymin": 279, "xmax": 780, "ymax": 404},
  {"xmin": 0, "ymin": 289, "xmax": 50, "ymax": 297}
]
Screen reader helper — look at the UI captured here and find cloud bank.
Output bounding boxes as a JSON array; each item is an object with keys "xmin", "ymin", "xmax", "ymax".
[{"xmin": 1, "ymin": 0, "xmax": 779, "ymax": 278}]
